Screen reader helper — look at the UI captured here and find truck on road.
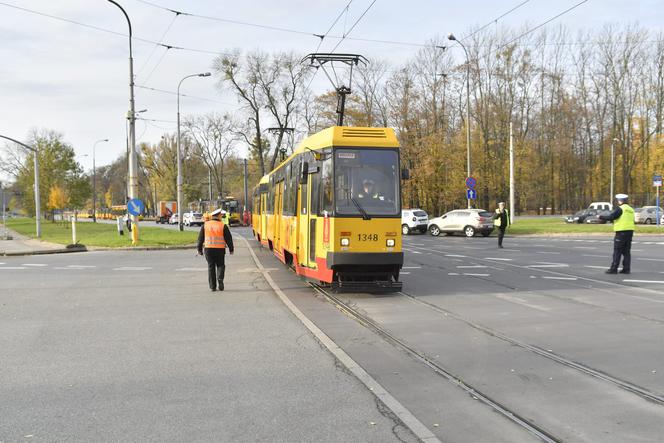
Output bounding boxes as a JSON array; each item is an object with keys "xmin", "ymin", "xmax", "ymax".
[{"xmin": 156, "ymin": 201, "xmax": 177, "ymax": 224}]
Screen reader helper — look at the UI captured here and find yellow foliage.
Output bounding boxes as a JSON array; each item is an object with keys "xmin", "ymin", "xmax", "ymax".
[{"xmin": 47, "ymin": 185, "xmax": 68, "ymax": 210}]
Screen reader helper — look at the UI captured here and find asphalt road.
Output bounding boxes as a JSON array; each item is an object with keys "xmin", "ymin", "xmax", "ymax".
[
  {"xmin": 241, "ymin": 227, "xmax": 664, "ymax": 442},
  {"xmin": 0, "ymin": 242, "xmax": 416, "ymax": 442}
]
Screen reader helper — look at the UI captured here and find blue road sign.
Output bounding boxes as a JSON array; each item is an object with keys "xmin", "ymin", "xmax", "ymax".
[
  {"xmin": 127, "ymin": 198, "xmax": 145, "ymax": 216},
  {"xmin": 465, "ymin": 176, "xmax": 477, "ymax": 189},
  {"xmin": 466, "ymin": 189, "xmax": 477, "ymax": 200},
  {"xmin": 654, "ymin": 175, "xmax": 662, "ymax": 187}
]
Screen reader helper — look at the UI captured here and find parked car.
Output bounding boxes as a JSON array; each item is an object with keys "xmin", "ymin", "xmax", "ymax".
[
  {"xmin": 634, "ymin": 206, "xmax": 664, "ymax": 224},
  {"xmin": 401, "ymin": 209, "xmax": 429, "ymax": 234},
  {"xmin": 428, "ymin": 209, "xmax": 494, "ymax": 237},
  {"xmin": 183, "ymin": 211, "xmax": 204, "ymax": 227},
  {"xmin": 565, "ymin": 209, "xmax": 597, "ymax": 224},
  {"xmin": 584, "ymin": 210, "xmax": 611, "ymax": 224},
  {"xmin": 588, "ymin": 201, "xmax": 612, "ymax": 211},
  {"xmin": 168, "ymin": 213, "xmax": 179, "ymax": 225}
]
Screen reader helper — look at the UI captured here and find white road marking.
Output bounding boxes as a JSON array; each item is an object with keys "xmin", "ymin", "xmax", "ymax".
[
  {"xmin": 485, "ymin": 257, "xmax": 512, "ymax": 261},
  {"xmin": 22, "ymin": 264, "xmax": 48, "ymax": 267},
  {"xmin": 582, "ymin": 254, "xmax": 606, "ymax": 258},
  {"xmin": 542, "ymin": 276, "xmax": 578, "ymax": 281},
  {"xmin": 495, "ymin": 294, "xmax": 552, "ymax": 312},
  {"xmin": 113, "ymin": 266, "xmax": 153, "ymax": 271},
  {"xmin": 67, "ymin": 265, "xmax": 96, "ymax": 268},
  {"xmin": 536, "ymin": 251, "xmax": 561, "ymax": 254},
  {"xmin": 401, "ymin": 272, "xmax": 411, "ymax": 275},
  {"xmin": 457, "ymin": 265, "xmax": 487, "ymax": 268},
  {"xmin": 638, "ymin": 258, "xmax": 664, "ymax": 262},
  {"xmin": 448, "ymin": 272, "xmax": 460, "ymax": 276},
  {"xmin": 410, "ymin": 250, "xmax": 422, "ymax": 254},
  {"xmin": 445, "ymin": 254, "xmax": 467, "ymax": 258},
  {"xmin": 527, "ymin": 263, "xmax": 569, "ymax": 268},
  {"xmin": 584, "ymin": 265, "xmax": 608, "ymax": 269},
  {"xmin": 502, "ymin": 249, "xmax": 521, "ymax": 252},
  {"xmin": 573, "ymin": 246, "xmax": 597, "ymax": 249},
  {"xmin": 463, "ymin": 273, "xmax": 490, "ymax": 277},
  {"xmin": 176, "ymin": 267, "xmax": 207, "ymax": 271},
  {"xmin": 402, "ymin": 266, "xmax": 421, "ymax": 269},
  {"xmin": 0, "ymin": 266, "xmax": 26, "ymax": 270},
  {"xmin": 623, "ymin": 279, "xmax": 664, "ymax": 284}
]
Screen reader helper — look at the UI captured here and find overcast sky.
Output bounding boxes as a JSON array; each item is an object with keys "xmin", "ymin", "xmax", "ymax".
[{"xmin": 1, "ymin": 0, "xmax": 662, "ymax": 177}]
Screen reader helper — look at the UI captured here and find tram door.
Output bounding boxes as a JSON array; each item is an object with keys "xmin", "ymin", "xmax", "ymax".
[
  {"xmin": 274, "ymin": 181, "xmax": 283, "ymax": 252},
  {"xmin": 298, "ymin": 177, "xmax": 310, "ymax": 267}
]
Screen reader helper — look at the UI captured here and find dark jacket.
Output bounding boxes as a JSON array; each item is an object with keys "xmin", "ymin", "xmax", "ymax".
[
  {"xmin": 598, "ymin": 206, "xmax": 622, "ymax": 222},
  {"xmin": 493, "ymin": 209, "xmax": 509, "ymax": 229},
  {"xmin": 197, "ymin": 222, "xmax": 234, "ymax": 255}
]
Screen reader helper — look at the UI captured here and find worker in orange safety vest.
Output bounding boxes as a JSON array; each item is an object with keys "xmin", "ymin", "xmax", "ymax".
[{"xmin": 197, "ymin": 208, "xmax": 234, "ymax": 291}]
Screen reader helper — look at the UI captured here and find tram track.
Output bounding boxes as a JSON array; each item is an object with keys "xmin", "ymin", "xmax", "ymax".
[
  {"xmin": 310, "ymin": 283, "xmax": 562, "ymax": 443},
  {"xmin": 399, "ymin": 290, "xmax": 664, "ymax": 406}
]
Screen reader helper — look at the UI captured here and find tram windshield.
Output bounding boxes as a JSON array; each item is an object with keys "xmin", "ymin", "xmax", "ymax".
[{"xmin": 333, "ymin": 148, "xmax": 400, "ymax": 216}]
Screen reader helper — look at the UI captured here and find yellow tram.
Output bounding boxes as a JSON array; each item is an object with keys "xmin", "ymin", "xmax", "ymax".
[{"xmin": 251, "ymin": 126, "xmax": 405, "ymax": 292}]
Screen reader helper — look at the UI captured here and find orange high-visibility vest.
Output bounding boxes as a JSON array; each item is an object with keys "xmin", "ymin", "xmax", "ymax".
[{"xmin": 204, "ymin": 220, "xmax": 226, "ymax": 249}]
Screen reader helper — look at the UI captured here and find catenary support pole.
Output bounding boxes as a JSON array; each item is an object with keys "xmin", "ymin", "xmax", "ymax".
[{"xmin": 509, "ymin": 121, "xmax": 515, "ymax": 224}]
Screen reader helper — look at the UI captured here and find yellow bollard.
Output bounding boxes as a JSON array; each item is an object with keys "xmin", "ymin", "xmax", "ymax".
[{"xmin": 131, "ymin": 217, "xmax": 139, "ymax": 245}]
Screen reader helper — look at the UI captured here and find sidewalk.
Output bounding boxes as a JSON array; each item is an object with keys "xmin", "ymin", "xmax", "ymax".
[
  {"xmin": 0, "ymin": 226, "xmax": 73, "ymax": 256},
  {"xmin": 0, "ymin": 235, "xmax": 416, "ymax": 442}
]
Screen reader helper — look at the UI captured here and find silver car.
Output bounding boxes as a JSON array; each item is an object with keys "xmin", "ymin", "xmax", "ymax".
[
  {"xmin": 428, "ymin": 209, "xmax": 495, "ymax": 237},
  {"xmin": 634, "ymin": 206, "xmax": 663, "ymax": 224}
]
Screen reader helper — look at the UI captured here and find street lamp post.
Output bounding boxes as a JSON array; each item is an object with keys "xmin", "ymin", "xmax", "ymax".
[
  {"xmin": 92, "ymin": 139, "xmax": 109, "ymax": 222},
  {"xmin": 177, "ymin": 72, "xmax": 211, "ymax": 231},
  {"xmin": 106, "ymin": 0, "xmax": 139, "ymax": 244},
  {"xmin": 448, "ymin": 33, "xmax": 472, "ymax": 209},
  {"xmin": 0, "ymin": 134, "xmax": 41, "ymax": 238},
  {"xmin": 610, "ymin": 137, "xmax": 619, "ymax": 202}
]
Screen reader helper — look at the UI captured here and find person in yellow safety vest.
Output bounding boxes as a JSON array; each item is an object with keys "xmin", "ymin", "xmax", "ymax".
[
  {"xmin": 599, "ymin": 193, "xmax": 635, "ymax": 274},
  {"xmin": 197, "ymin": 208, "xmax": 234, "ymax": 291},
  {"xmin": 493, "ymin": 201, "xmax": 510, "ymax": 249}
]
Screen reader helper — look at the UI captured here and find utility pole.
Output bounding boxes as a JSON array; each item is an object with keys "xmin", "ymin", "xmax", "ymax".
[
  {"xmin": 509, "ymin": 122, "xmax": 515, "ymax": 224},
  {"xmin": 92, "ymin": 139, "xmax": 109, "ymax": 222},
  {"xmin": 448, "ymin": 33, "xmax": 472, "ymax": 209},
  {"xmin": 208, "ymin": 168, "xmax": 212, "ymax": 202},
  {"xmin": 107, "ymin": 0, "xmax": 139, "ymax": 244},
  {"xmin": 610, "ymin": 137, "xmax": 619, "ymax": 203},
  {"xmin": 1, "ymin": 182, "xmax": 7, "ymax": 240},
  {"xmin": 177, "ymin": 72, "xmax": 211, "ymax": 231},
  {"xmin": 243, "ymin": 158, "xmax": 249, "ymax": 223}
]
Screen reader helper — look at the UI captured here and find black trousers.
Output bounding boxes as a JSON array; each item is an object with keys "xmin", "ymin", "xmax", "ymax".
[
  {"xmin": 610, "ymin": 230, "xmax": 633, "ymax": 271},
  {"xmin": 498, "ymin": 227, "xmax": 506, "ymax": 246},
  {"xmin": 204, "ymin": 248, "xmax": 226, "ymax": 289}
]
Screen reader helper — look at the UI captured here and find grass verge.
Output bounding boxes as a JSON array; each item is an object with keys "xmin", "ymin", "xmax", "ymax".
[
  {"xmin": 509, "ymin": 217, "xmax": 664, "ymax": 235},
  {"xmin": 6, "ymin": 218, "xmax": 198, "ymax": 247}
]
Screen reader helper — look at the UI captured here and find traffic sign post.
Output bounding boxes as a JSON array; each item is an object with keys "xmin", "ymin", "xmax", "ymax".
[
  {"xmin": 127, "ymin": 198, "xmax": 144, "ymax": 244},
  {"xmin": 466, "ymin": 189, "xmax": 477, "ymax": 200},
  {"xmin": 127, "ymin": 198, "xmax": 145, "ymax": 216},
  {"xmin": 655, "ymin": 175, "xmax": 662, "ymax": 227}
]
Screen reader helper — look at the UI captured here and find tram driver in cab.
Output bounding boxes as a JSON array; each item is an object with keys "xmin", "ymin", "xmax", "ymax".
[{"xmin": 357, "ymin": 179, "xmax": 385, "ymax": 201}]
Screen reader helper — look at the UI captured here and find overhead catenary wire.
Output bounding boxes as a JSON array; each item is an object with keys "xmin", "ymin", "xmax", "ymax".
[
  {"xmin": 459, "ymin": 0, "xmax": 531, "ymax": 42},
  {"xmin": 136, "ymin": 12, "xmax": 180, "ymax": 79},
  {"xmin": 135, "ymin": 84, "xmax": 238, "ymax": 106},
  {"xmin": 329, "ymin": 0, "xmax": 378, "ymax": 53}
]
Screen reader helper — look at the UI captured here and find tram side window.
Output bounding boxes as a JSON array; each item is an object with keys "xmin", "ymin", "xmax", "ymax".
[
  {"xmin": 283, "ymin": 163, "xmax": 295, "ymax": 216},
  {"xmin": 310, "ymin": 167, "xmax": 320, "ymax": 216},
  {"xmin": 320, "ymin": 155, "xmax": 333, "ymax": 215},
  {"xmin": 266, "ymin": 177, "xmax": 274, "ymax": 214}
]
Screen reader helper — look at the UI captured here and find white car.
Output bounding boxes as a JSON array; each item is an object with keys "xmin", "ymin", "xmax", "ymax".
[
  {"xmin": 401, "ymin": 209, "xmax": 429, "ymax": 235},
  {"xmin": 183, "ymin": 211, "xmax": 204, "ymax": 227},
  {"xmin": 428, "ymin": 209, "xmax": 494, "ymax": 237},
  {"xmin": 168, "ymin": 213, "xmax": 179, "ymax": 225},
  {"xmin": 634, "ymin": 206, "xmax": 663, "ymax": 224}
]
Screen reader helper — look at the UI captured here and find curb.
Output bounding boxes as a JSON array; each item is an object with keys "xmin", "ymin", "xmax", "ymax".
[
  {"xmin": 86, "ymin": 244, "xmax": 197, "ymax": 252},
  {"xmin": 2, "ymin": 246, "xmax": 87, "ymax": 257}
]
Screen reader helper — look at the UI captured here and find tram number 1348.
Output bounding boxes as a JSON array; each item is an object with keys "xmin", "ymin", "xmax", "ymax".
[{"xmin": 358, "ymin": 234, "xmax": 379, "ymax": 241}]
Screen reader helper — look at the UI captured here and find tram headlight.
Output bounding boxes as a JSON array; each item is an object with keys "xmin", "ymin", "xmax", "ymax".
[
  {"xmin": 340, "ymin": 238, "xmax": 350, "ymax": 247},
  {"xmin": 386, "ymin": 239, "xmax": 395, "ymax": 247}
]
